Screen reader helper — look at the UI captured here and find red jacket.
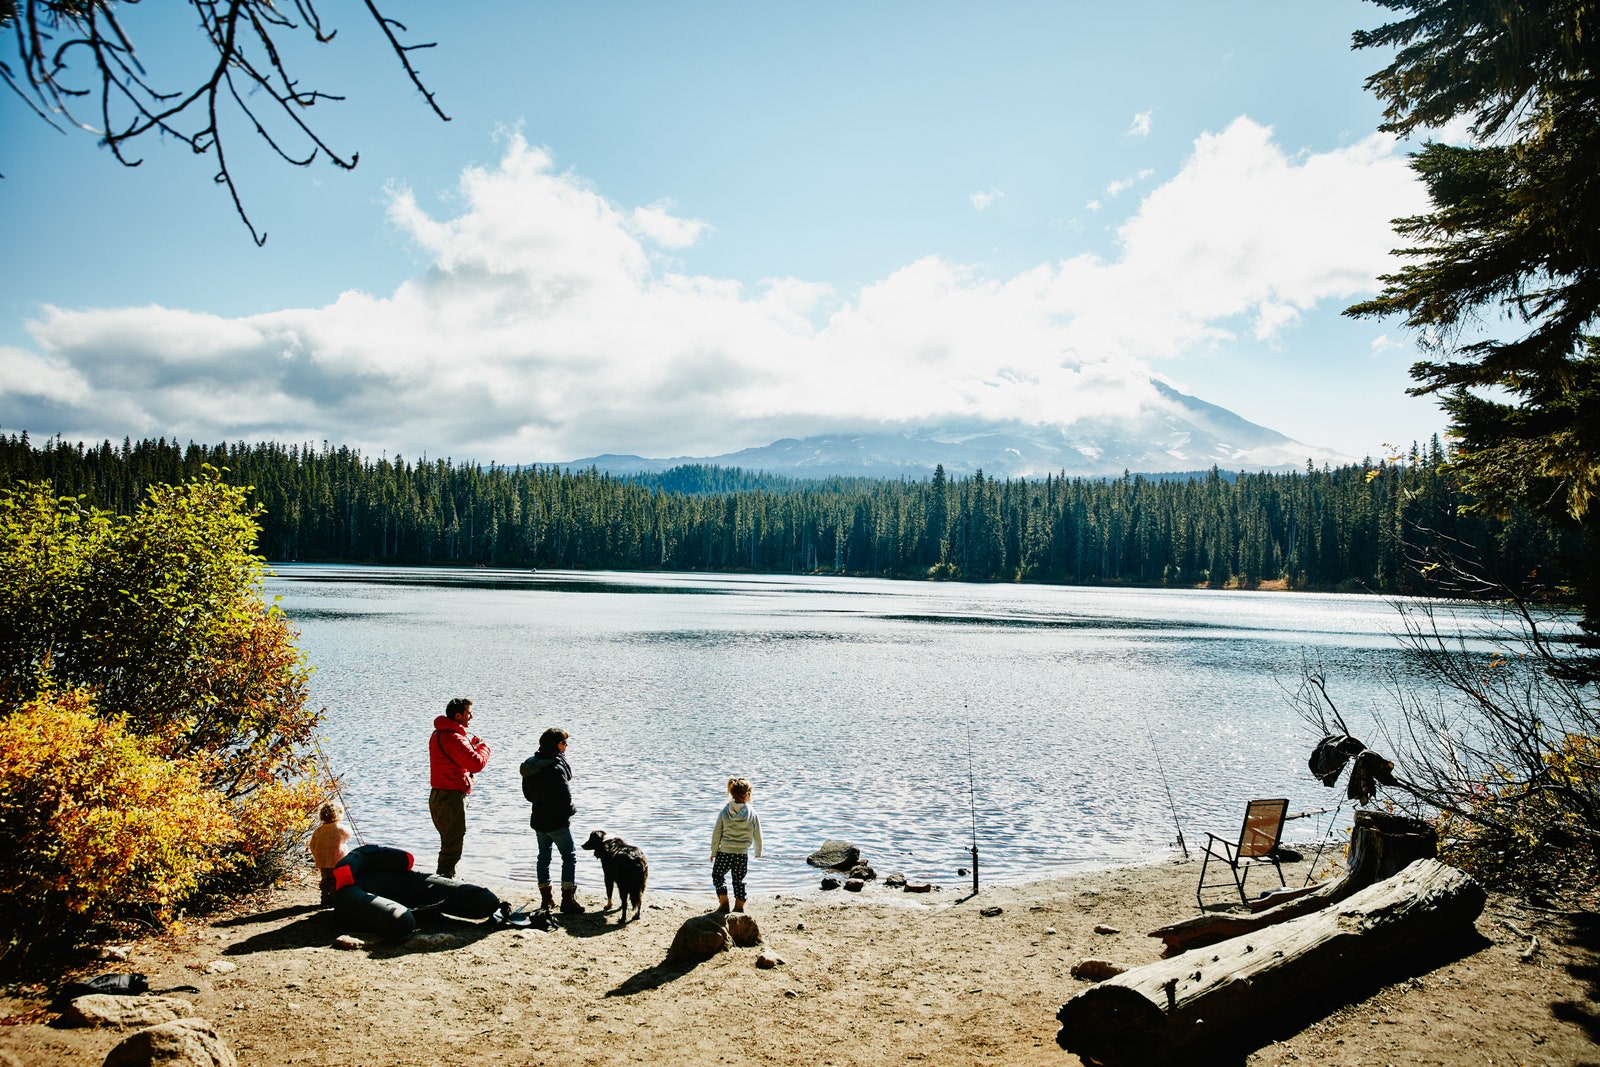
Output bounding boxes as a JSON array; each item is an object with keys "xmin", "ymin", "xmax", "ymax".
[{"xmin": 429, "ymin": 715, "xmax": 491, "ymax": 792}]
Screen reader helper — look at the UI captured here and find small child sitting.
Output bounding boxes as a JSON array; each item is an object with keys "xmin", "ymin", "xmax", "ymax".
[{"xmin": 310, "ymin": 802, "xmax": 353, "ymax": 906}]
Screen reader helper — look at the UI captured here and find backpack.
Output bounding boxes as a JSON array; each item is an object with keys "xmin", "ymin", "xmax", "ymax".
[{"xmin": 60, "ymin": 972, "xmax": 148, "ymax": 1000}]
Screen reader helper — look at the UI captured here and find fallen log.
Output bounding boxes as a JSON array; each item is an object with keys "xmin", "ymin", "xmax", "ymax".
[
  {"xmin": 1151, "ymin": 809, "xmax": 1437, "ymax": 957},
  {"xmin": 1056, "ymin": 858, "xmax": 1484, "ymax": 1067}
]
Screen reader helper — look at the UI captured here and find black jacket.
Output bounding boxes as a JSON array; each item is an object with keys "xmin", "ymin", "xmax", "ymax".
[{"xmin": 520, "ymin": 751, "xmax": 575, "ymax": 832}]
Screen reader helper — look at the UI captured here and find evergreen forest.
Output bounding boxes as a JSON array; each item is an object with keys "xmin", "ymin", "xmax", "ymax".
[{"xmin": 0, "ymin": 431, "xmax": 1578, "ymax": 597}]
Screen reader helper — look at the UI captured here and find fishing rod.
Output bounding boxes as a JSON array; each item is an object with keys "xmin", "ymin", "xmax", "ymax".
[
  {"xmin": 965, "ymin": 714, "xmax": 979, "ymax": 896},
  {"xmin": 314, "ymin": 734, "xmax": 365, "ymax": 845},
  {"xmin": 1142, "ymin": 717, "xmax": 1188, "ymax": 859}
]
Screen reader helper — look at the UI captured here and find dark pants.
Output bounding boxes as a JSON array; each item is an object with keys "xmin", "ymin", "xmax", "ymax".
[
  {"xmin": 429, "ymin": 788, "xmax": 468, "ymax": 878},
  {"xmin": 712, "ymin": 852, "xmax": 749, "ymax": 899}
]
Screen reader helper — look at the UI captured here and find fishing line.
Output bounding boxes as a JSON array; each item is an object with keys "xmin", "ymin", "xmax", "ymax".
[
  {"xmin": 1300, "ymin": 799, "xmax": 1345, "ymax": 887},
  {"xmin": 314, "ymin": 734, "xmax": 365, "ymax": 845},
  {"xmin": 1140, "ymin": 713, "xmax": 1188, "ymax": 859},
  {"xmin": 965, "ymin": 708, "xmax": 979, "ymax": 896}
]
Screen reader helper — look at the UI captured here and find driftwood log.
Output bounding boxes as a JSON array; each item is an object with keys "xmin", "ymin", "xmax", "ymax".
[
  {"xmin": 1152, "ymin": 809, "xmax": 1437, "ymax": 957},
  {"xmin": 1056, "ymin": 858, "xmax": 1484, "ymax": 1066}
]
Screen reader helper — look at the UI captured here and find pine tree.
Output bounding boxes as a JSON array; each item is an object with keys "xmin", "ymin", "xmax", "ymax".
[{"xmin": 1346, "ymin": 0, "xmax": 1600, "ymax": 639}]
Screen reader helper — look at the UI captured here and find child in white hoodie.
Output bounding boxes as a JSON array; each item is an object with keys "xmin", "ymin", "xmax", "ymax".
[{"xmin": 709, "ymin": 777, "xmax": 763, "ymax": 913}]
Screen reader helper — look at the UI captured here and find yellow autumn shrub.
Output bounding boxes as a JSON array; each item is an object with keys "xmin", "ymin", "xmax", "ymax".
[
  {"xmin": 0, "ymin": 688, "xmax": 234, "ymax": 964},
  {"xmin": 1436, "ymin": 732, "xmax": 1600, "ymax": 899},
  {"xmin": 0, "ymin": 475, "xmax": 327, "ymax": 955}
]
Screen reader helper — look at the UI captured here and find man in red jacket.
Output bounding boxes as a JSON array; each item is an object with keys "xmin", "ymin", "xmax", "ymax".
[{"xmin": 428, "ymin": 697, "xmax": 491, "ymax": 879}]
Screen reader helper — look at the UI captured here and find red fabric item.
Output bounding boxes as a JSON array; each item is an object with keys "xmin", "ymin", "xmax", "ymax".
[
  {"xmin": 429, "ymin": 715, "xmax": 491, "ymax": 792},
  {"xmin": 403, "ymin": 851, "xmax": 415, "ymax": 870},
  {"xmin": 333, "ymin": 865, "xmax": 355, "ymax": 891}
]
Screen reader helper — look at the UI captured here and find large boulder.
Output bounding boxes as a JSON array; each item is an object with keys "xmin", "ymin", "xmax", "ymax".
[
  {"xmin": 665, "ymin": 915, "xmax": 732, "ymax": 965},
  {"xmin": 102, "ymin": 1017, "xmax": 237, "ymax": 1067},
  {"xmin": 61, "ymin": 995, "xmax": 195, "ymax": 1029},
  {"xmin": 806, "ymin": 840, "xmax": 860, "ymax": 870}
]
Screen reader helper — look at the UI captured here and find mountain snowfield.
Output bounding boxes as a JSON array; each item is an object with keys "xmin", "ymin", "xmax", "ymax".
[{"xmin": 561, "ymin": 379, "xmax": 1356, "ymax": 480}]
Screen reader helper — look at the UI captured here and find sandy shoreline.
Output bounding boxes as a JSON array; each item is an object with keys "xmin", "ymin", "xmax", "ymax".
[{"xmin": 3, "ymin": 854, "xmax": 1594, "ymax": 1066}]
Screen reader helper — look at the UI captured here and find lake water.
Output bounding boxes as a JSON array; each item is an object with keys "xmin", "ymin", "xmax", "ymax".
[{"xmin": 269, "ymin": 565, "xmax": 1481, "ymax": 896}]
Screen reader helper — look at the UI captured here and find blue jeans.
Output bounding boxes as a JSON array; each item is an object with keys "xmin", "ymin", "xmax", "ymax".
[{"xmin": 536, "ymin": 826, "xmax": 577, "ymax": 886}]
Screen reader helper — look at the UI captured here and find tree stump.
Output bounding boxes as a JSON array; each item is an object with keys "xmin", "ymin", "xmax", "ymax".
[
  {"xmin": 1058, "ymin": 859, "xmax": 1484, "ymax": 1066},
  {"xmin": 1151, "ymin": 809, "xmax": 1436, "ymax": 957}
]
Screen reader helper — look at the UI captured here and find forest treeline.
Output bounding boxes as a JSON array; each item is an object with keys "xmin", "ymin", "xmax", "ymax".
[{"xmin": 0, "ymin": 431, "xmax": 1577, "ymax": 595}]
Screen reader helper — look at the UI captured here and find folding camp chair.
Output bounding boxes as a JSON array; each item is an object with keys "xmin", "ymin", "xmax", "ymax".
[{"xmin": 1196, "ymin": 798, "xmax": 1289, "ymax": 908}]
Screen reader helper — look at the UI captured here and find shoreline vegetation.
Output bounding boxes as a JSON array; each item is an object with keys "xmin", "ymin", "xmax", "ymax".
[
  {"xmin": 3, "ymin": 854, "xmax": 1594, "ymax": 1066},
  {"xmin": 0, "ymin": 431, "xmax": 1581, "ymax": 604}
]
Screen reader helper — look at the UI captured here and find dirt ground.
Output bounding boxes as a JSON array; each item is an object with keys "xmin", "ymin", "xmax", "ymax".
[{"xmin": 2, "ymin": 855, "xmax": 1596, "ymax": 1067}]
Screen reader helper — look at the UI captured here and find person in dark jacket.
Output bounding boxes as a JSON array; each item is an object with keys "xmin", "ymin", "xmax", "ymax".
[
  {"xmin": 520, "ymin": 727, "xmax": 586, "ymax": 913},
  {"xmin": 428, "ymin": 697, "xmax": 491, "ymax": 879}
]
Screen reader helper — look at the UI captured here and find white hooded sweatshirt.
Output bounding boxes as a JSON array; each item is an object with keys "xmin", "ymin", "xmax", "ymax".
[{"xmin": 711, "ymin": 801, "xmax": 763, "ymax": 857}]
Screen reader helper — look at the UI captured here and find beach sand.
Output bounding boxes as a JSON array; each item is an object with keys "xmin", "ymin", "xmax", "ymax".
[{"xmin": 2, "ymin": 854, "xmax": 1594, "ymax": 1066}]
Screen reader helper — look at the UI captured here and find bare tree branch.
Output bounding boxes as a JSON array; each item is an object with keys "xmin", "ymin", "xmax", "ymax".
[{"xmin": 1, "ymin": 0, "xmax": 450, "ymax": 241}]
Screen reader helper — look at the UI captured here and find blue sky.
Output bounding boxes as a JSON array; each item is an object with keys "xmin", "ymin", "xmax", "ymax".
[{"xmin": 0, "ymin": 1, "xmax": 1448, "ymax": 466}]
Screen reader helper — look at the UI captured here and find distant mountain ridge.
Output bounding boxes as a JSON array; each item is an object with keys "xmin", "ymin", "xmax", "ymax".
[{"xmin": 559, "ymin": 379, "xmax": 1354, "ymax": 480}]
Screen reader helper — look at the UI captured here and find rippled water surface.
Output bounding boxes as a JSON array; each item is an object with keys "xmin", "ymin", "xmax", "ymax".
[{"xmin": 270, "ymin": 565, "xmax": 1482, "ymax": 894}]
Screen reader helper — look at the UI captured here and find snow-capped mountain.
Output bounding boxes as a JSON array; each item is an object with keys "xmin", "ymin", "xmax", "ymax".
[{"xmin": 560, "ymin": 380, "xmax": 1354, "ymax": 480}]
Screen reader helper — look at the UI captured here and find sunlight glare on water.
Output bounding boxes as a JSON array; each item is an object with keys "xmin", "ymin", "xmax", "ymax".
[{"xmin": 270, "ymin": 565, "xmax": 1489, "ymax": 895}]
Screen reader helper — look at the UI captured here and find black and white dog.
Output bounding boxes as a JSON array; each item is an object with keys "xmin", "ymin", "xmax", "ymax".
[{"xmin": 580, "ymin": 830, "xmax": 649, "ymax": 923}]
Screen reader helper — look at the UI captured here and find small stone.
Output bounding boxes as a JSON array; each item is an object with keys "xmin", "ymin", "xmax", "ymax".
[
  {"xmin": 847, "ymin": 864, "xmax": 876, "ymax": 881},
  {"xmin": 1071, "ymin": 958, "xmax": 1127, "ymax": 981},
  {"xmin": 903, "ymin": 882, "xmax": 932, "ymax": 894},
  {"xmin": 783, "ymin": 989, "xmax": 798, "ymax": 998},
  {"xmin": 979, "ymin": 905, "xmax": 1003, "ymax": 917},
  {"xmin": 957, "ymin": 867, "xmax": 969, "ymax": 877},
  {"xmin": 1094, "ymin": 924, "xmax": 1120, "ymax": 935},
  {"xmin": 844, "ymin": 879, "xmax": 865, "ymax": 893},
  {"xmin": 755, "ymin": 951, "xmax": 785, "ymax": 969},
  {"xmin": 204, "ymin": 960, "xmax": 237, "ymax": 975},
  {"xmin": 820, "ymin": 876, "xmax": 842, "ymax": 891},
  {"xmin": 795, "ymin": 921, "xmax": 805, "ymax": 931},
  {"xmin": 331, "ymin": 935, "xmax": 364, "ymax": 950},
  {"xmin": 883, "ymin": 871, "xmax": 907, "ymax": 889},
  {"xmin": 1044, "ymin": 927, "xmax": 1057, "ymax": 935}
]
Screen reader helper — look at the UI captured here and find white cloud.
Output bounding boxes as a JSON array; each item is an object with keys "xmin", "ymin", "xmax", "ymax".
[
  {"xmin": 1105, "ymin": 169, "xmax": 1155, "ymax": 198},
  {"xmin": 3, "ymin": 121, "xmax": 1427, "ymax": 462},
  {"xmin": 970, "ymin": 188, "xmax": 1004, "ymax": 211},
  {"xmin": 1127, "ymin": 111, "xmax": 1153, "ymax": 137},
  {"xmin": 629, "ymin": 201, "xmax": 709, "ymax": 248}
]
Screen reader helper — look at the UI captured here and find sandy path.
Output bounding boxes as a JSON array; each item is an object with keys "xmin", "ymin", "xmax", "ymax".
[{"xmin": 2, "ymin": 856, "xmax": 1594, "ymax": 1066}]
